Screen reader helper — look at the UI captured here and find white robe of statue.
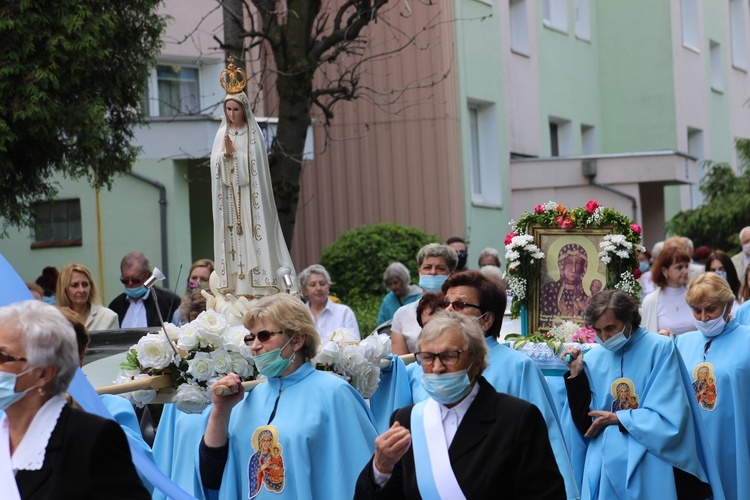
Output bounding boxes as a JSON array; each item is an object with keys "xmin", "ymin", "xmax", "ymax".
[{"xmin": 209, "ymin": 91, "xmax": 298, "ymax": 305}]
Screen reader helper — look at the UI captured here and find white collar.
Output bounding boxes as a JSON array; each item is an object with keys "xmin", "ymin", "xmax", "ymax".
[
  {"xmin": 438, "ymin": 380, "xmax": 479, "ymax": 421},
  {"xmin": 12, "ymin": 396, "xmax": 66, "ymax": 471}
]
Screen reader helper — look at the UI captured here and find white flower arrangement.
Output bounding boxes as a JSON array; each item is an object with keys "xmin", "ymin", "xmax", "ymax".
[
  {"xmin": 118, "ymin": 310, "xmax": 256, "ymax": 414},
  {"xmin": 504, "ymin": 233, "xmax": 545, "ymax": 271},
  {"xmin": 311, "ymin": 328, "xmax": 392, "ymax": 399}
]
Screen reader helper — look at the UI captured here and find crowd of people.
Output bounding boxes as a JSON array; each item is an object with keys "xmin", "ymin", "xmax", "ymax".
[{"xmin": 4, "ymin": 225, "xmax": 750, "ymax": 499}]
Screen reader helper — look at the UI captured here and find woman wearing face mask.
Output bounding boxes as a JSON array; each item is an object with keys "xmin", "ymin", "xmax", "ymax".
[
  {"xmin": 674, "ymin": 273, "xmax": 750, "ymax": 500},
  {"xmin": 185, "ymin": 259, "xmax": 214, "ymax": 295},
  {"xmin": 561, "ymin": 290, "xmax": 723, "ymax": 500},
  {"xmin": 642, "ymin": 245, "xmax": 695, "ymax": 337},
  {"xmin": 0, "ymin": 301, "xmax": 149, "ymax": 499},
  {"xmin": 355, "ymin": 311, "xmax": 565, "ymax": 498},
  {"xmin": 56, "ymin": 263, "xmax": 119, "ymax": 331},
  {"xmin": 637, "ymin": 251, "xmax": 654, "ymax": 297},
  {"xmin": 376, "ymin": 263, "xmax": 422, "ymax": 327},
  {"xmin": 199, "ymin": 294, "xmax": 378, "ymax": 499},
  {"xmin": 390, "ymin": 243, "xmax": 457, "ymax": 355},
  {"xmin": 704, "ymin": 251, "xmax": 741, "ymax": 315}
]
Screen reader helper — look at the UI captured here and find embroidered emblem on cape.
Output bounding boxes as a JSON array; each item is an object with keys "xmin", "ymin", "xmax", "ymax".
[
  {"xmin": 691, "ymin": 362, "xmax": 717, "ymax": 411},
  {"xmin": 248, "ymin": 425, "xmax": 285, "ymax": 498},
  {"xmin": 610, "ymin": 377, "xmax": 639, "ymax": 411}
]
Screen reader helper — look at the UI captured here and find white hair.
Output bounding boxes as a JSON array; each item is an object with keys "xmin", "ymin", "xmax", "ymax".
[{"xmin": 0, "ymin": 301, "xmax": 79, "ymax": 395}]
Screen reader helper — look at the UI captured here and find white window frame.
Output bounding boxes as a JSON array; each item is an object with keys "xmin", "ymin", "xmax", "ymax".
[
  {"xmin": 145, "ymin": 63, "xmax": 202, "ymax": 117},
  {"xmin": 510, "ymin": 0, "xmax": 530, "ymax": 55},
  {"xmin": 574, "ymin": 0, "xmax": 590, "ymax": 41},
  {"xmin": 549, "ymin": 117, "xmax": 573, "ymax": 156},
  {"xmin": 468, "ymin": 102, "xmax": 502, "ymax": 207},
  {"xmin": 680, "ymin": 0, "xmax": 699, "ymax": 51},
  {"xmin": 729, "ymin": 0, "xmax": 748, "ymax": 70},
  {"xmin": 709, "ymin": 40, "xmax": 724, "ymax": 92},
  {"xmin": 687, "ymin": 128, "xmax": 705, "ymax": 207},
  {"xmin": 543, "ymin": 0, "xmax": 569, "ymax": 34}
]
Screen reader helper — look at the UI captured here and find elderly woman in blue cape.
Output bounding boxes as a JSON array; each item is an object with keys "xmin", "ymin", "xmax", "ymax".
[
  {"xmin": 675, "ymin": 273, "xmax": 750, "ymax": 499},
  {"xmin": 561, "ymin": 290, "xmax": 724, "ymax": 499},
  {"xmin": 197, "ymin": 294, "xmax": 378, "ymax": 499}
]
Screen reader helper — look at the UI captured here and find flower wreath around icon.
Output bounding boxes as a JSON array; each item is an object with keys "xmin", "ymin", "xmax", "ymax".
[{"xmin": 503, "ymin": 200, "xmax": 645, "ymax": 355}]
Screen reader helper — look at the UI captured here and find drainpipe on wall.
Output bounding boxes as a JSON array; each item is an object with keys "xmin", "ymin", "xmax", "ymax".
[
  {"xmin": 128, "ymin": 172, "xmax": 170, "ymax": 288},
  {"xmin": 581, "ymin": 160, "xmax": 639, "ymax": 224}
]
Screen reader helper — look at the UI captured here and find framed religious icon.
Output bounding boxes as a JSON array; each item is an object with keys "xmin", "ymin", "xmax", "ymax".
[{"xmin": 529, "ymin": 225, "xmax": 612, "ymax": 334}]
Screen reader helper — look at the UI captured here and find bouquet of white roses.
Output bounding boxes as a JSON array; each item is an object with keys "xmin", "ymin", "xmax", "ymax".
[
  {"xmin": 116, "ymin": 310, "xmax": 256, "ymax": 414},
  {"xmin": 312, "ymin": 329, "xmax": 392, "ymax": 399}
]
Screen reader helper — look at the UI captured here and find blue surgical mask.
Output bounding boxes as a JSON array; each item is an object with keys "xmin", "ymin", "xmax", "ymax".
[
  {"xmin": 712, "ymin": 269, "xmax": 728, "ymax": 281},
  {"xmin": 124, "ymin": 285, "xmax": 148, "ymax": 300},
  {"xmin": 694, "ymin": 304, "xmax": 728, "ymax": 338},
  {"xmin": 419, "ymin": 274, "xmax": 449, "ymax": 293},
  {"xmin": 639, "ymin": 262, "xmax": 650, "ymax": 273},
  {"xmin": 0, "ymin": 369, "xmax": 35, "ymax": 411},
  {"xmin": 596, "ymin": 325, "xmax": 631, "ymax": 352},
  {"xmin": 421, "ymin": 368, "xmax": 472, "ymax": 405},
  {"xmin": 41, "ymin": 296, "xmax": 56, "ymax": 305},
  {"xmin": 252, "ymin": 335, "xmax": 296, "ymax": 378}
]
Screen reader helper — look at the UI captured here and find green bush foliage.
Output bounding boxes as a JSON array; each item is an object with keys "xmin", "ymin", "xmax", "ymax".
[
  {"xmin": 666, "ymin": 139, "xmax": 750, "ymax": 253},
  {"xmin": 319, "ymin": 223, "xmax": 440, "ymax": 335}
]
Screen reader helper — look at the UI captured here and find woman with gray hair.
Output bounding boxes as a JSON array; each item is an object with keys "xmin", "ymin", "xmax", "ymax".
[
  {"xmin": 299, "ymin": 264, "xmax": 360, "ymax": 339},
  {"xmin": 0, "ymin": 301, "xmax": 149, "ymax": 498},
  {"xmin": 376, "ymin": 262, "xmax": 422, "ymax": 326},
  {"xmin": 561, "ymin": 290, "xmax": 723, "ymax": 499},
  {"xmin": 355, "ymin": 310, "xmax": 565, "ymax": 498},
  {"xmin": 675, "ymin": 272, "xmax": 750, "ymax": 499}
]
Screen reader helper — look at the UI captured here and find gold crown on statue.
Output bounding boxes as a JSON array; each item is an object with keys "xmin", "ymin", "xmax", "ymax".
[{"xmin": 220, "ymin": 56, "xmax": 247, "ymax": 94}]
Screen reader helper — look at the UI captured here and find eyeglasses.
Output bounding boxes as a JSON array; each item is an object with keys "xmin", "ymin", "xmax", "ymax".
[
  {"xmin": 244, "ymin": 330, "xmax": 285, "ymax": 345},
  {"xmin": 414, "ymin": 350, "xmax": 465, "ymax": 366},
  {"xmin": 0, "ymin": 351, "xmax": 27, "ymax": 364},
  {"xmin": 441, "ymin": 300, "xmax": 482, "ymax": 312},
  {"xmin": 120, "ymin": 276, "xmax": 145, "ymax": 286}
]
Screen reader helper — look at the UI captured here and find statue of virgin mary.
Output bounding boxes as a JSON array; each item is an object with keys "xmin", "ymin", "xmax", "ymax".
[{"xmin": 209, "ymin": 57, "xmax": 298, "ymax": 301}]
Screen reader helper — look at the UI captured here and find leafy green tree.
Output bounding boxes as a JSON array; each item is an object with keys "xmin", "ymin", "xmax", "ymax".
[
  {"xmin": 0, "ymin": 0, "xmax": 166, "ymax": 232},
  {"xmin": 319, "ymin": 223, "xmax": 440, "ymax": 334},
  {"xmin": 666, "ymin": 139, "xmax": 750, "ymax": 253}
]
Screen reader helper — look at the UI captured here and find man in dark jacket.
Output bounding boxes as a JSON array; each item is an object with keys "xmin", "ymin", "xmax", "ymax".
[{"xmin": 108, "ymin": 251, "xmax": 180, "ymax": 328}]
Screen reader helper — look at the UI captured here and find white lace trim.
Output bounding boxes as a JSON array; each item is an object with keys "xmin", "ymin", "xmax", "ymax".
[{"xmin": 12, "ymin": 395, "xmax": 66, "ymax": 471}]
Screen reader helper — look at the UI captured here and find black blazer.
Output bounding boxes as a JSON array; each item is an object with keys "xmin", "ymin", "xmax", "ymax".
[
  {"xmin": 15, "ymin": 404, "xmax": 150, "ymax": 500},
  {"xmin": 108, "ymin": 286, "xmax": 181, "ymax": 328},
  {"xmin": 355, "ymin": 376, "xmax": 566, "ymax": 499}
]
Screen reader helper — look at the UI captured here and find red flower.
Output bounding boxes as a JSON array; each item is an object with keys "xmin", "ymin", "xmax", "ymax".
[
  {"xmin": 556, "ymin": 216, "xmax": 575, "ymax": 229},
  {"xmin": 631, "ymin": 223, "xmax": 642, "ymax": 235},
  {"xmin": 632, "ymin": 268, "xmax": 642, "ymax": 279},
  {"xmin": 585, "ymin": 200, "xmax": 600, "ymax": 213},
  {"xmin": 504, "ymin": 232, "xmax": 515, "ymax": 245},
  {"xmin": 534, "ymin": 204, "xmax": 545, "ymax": 214}
]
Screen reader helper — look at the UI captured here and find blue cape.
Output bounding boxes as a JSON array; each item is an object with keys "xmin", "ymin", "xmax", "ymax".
[
  {"xmin": 563, "ymin": 327, "xmax": 724, "ymax": 499},
  {"xmin": 675, "ymin": 320, "xmax": 750, "ymax": 500},
  {"xmin": 368, "ymin": 354, "xmax": 413, "ymax": 433},
  {"xmin": 194, "ymin": 363, "xmax": 378, "ymax": 499}
]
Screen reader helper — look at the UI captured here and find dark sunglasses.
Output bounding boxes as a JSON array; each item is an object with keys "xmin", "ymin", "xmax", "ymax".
[
  {"xmin": 440, "ymin": 300, "xmax": 482, "ymax": 312},
  {"xmin": 120, "ymin": 276, "xmax": 145, "ymax": 286},
  {"xmin": 244, "ymin": 330, "xmax": 285, "ymax": 345},
  {"xmin": 0, "ymin": 351, "xmax": 28, "ymax": 364},
  {"xmin": 414, "ymin": 350, "xmax": 465, "ymax": 366}
]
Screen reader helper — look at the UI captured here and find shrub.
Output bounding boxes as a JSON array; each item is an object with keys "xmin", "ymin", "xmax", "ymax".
[{"xmin": 319, "ymin": 223, "xmax": 440, "ymax": 334}]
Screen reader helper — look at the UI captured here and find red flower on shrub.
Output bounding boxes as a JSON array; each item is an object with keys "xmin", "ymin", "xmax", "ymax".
[
  {"xmin": 504, "ymin": 232, "xmax": 515, "ymax": 245},
  {"xmin": 585, "ymin": 200, "xmax": 600, "ymax": 213},
  {"xmin": 631, "ymin": 223, "xmax": 642, "ymax": 235},
  {"xmin": 632, "ymin": 268, "xmax": 642, "ymax": 279}
]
